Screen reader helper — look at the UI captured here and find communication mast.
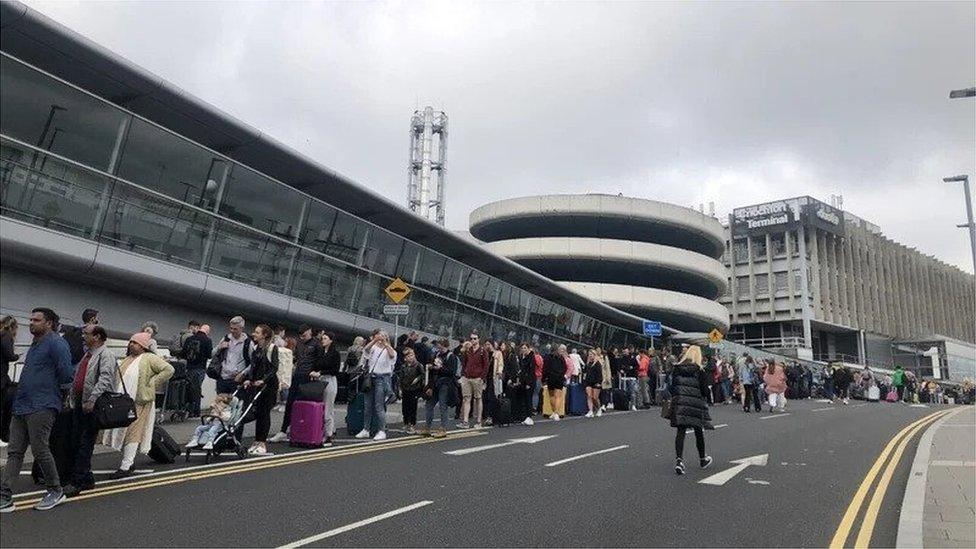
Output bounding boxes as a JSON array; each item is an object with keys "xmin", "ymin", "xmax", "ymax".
[{"xmin": 407, "ymin": 106, "xmax": 448, "ymax": 225}]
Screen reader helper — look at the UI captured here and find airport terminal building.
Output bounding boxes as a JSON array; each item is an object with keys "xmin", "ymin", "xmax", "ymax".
[
  {"xmin": 721, "ymin": 196, "xmax": 975, "ymax": 381},
  {"xmin": 0, "ymin": 1, "xmax": 652, "ymax": 350},
  {"xmin": 470, "ymin": 195, "xmax": 730, "ymax": 334}
]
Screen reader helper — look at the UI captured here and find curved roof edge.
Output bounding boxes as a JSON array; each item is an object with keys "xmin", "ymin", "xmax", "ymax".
[
  {"xmin": 0, "ymin": 0, "xmax": 647, "ymax": 335},
  {"xmin": 470, "ymin": 194, "xmax": 726, "ymax": 258},
  {"xmin": 485, "ymin": 237, "xmax": 728, "ymax": 296},
  {"xmin": 559, "ymin": 281, "xmax": 731, "ymax": 332}
]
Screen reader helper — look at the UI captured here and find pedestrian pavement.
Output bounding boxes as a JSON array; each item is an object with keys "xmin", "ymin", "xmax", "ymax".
[{"xmin": 921, "ymin": 407, "xmax": 975, "ymax": 548}]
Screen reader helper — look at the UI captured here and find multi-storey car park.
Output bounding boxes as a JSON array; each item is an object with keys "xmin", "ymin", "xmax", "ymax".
[
  {"xmin": 469, "ymin": 194, "xmax": 730, "ymax": 334},
  {"xmin": 0, "ymin": 1, "xmax": 653, "ymax": 350}
]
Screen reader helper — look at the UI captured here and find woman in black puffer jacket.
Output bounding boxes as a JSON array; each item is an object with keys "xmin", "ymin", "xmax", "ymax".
[{"xmin": 669, "ymin": 345, "xmax": 713, "ymax": 475}]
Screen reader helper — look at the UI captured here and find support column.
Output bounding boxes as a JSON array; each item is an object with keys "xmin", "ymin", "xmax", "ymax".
[{"xmin": 796, "ymin": 224, "xmax": 814, "ymax": 350}]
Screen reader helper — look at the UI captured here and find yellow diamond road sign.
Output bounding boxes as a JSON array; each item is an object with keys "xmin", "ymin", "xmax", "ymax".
[
  {"xmin": 708, "ymin": 329, "xmax": 724, "ymax": 344},
  {"xmin": 384, "ymin": 277, "xmax": 411, "ymax": 304}
]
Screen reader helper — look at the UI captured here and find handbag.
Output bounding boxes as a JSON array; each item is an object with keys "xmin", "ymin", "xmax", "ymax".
[
  {"xmin": 296, "ymin": 380, "xmax": 328, "ymax": 402},
  {"xmin": 660, "ymin": 398, "xmax": 673, "ymax": 420},
  {"xmin": 93, "ymin": 358, "xmax": 137, "ymax": 430}
]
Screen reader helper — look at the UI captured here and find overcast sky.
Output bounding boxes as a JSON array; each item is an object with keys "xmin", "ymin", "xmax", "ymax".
[{"xmin": 24, "ymin": 0, "xmax": 976, "ymax": 272}]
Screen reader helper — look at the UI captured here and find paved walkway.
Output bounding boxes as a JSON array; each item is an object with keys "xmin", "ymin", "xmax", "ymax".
[{"xmin": 922, "ymin": 407, "xmax": 976, "ymax": 548}]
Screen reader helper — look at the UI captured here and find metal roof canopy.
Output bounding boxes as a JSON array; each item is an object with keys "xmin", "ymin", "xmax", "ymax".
[{"xmin": 0, "ymin": 0, "xmax": 644, "ymax": 333}]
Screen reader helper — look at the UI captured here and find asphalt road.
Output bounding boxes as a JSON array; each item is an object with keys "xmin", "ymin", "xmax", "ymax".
[{"xmin": 0, "ymin": 398, "xmax": 953, "ymax": 548}]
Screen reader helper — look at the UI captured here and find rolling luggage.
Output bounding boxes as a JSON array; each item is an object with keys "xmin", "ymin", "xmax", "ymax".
[
  {"xmin": 566, "ymin": 383, "xmax": 588, "ymax": 416},
  {"xmin": 542, "ymin": 388, "xmax": 565, "ymax": 417},
  {"xmin": 346, "ymin": 392, "xmax": 366, "ymax": 436},
  {"xmin": 295, "ymin": 380, "xmax": 327, "ymax": 403},
  {"xmin": 885, "ymin": 390, "xmax": 898, "ymax": 403},
  {"xmin": 290, "ymin": 401, "xmax": 325, "ymax": 448},
  {"xmin": 867, "ymin": 386, "xmax": 880, "ymax": 402},
  {"xmin": 493, "ymin": 395, "xmax": 513, "ymax": 426},
  {"xmin": 148, "ymin": 425, "xmax": 180, "ymax": 464},
  {"xmin": 612, "ymin": 388, "xmax": 630, "ymax": 411}
]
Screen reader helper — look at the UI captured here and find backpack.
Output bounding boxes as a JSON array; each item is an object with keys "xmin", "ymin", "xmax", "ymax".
[{"xmin": 182, "ymin": 337, "xmax": 203, "ymax": 364}]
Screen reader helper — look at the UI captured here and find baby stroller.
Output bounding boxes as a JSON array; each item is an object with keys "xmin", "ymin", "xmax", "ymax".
[{"xmin": 184, "ymin": 383, "xmax": 268, "ymax": 463}]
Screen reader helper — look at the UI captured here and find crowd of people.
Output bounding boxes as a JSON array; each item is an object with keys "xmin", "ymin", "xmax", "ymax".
[{"xmin": 2, "ymin": 305, "xmax": 973, "ymax": 512}]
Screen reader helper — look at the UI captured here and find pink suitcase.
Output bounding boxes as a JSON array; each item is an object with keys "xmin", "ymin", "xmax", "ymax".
[{"xmin": 289, "ymin": 401, "xmax": 325, "ymax": 448}]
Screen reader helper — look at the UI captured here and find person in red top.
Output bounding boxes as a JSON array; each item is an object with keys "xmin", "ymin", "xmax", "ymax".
[
  {"xmin": 636, "ymin": 349, "xmax": 652, "ymax": 409},
  {"xmin": 64, "ymin": 325, "xmax": 117, "ymax": 497},
  {"xmin": 458, "ymin": 333, "xmax": 490, "ymax": 429},
  {"xmin": 532, "ymin": 346, "xmax": 544, "ymax": 414}
]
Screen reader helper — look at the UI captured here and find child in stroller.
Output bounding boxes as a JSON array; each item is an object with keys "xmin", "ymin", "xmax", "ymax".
[{"xmin": 186, "ymin": 393, "xmax": 242, "ymax": 450}]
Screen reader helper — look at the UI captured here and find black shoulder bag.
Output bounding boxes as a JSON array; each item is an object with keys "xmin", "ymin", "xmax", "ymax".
[{"xmin": 93, "ymin": 356, "xmax": 137, "ymax": 430}]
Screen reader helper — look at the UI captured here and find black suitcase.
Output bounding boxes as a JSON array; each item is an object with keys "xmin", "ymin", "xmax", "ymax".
[
  {"xmin": 493, "ymin": 395, "xmax": 513, "ymax": 426},
  {"xmin": 148, "ymin": 425, "xmax": 180, "ymax": 464},
  {"xmin": 612, "ymin": 388, "xmax": 630, "ymax": 411}
]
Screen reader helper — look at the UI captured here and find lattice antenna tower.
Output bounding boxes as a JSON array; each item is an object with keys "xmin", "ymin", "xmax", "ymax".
[{"xmin": 407, "ymin": 106, "xmax": 448, "ymax": 225}]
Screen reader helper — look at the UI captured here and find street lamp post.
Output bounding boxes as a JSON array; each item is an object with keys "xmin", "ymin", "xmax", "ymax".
[{"xmin": 944, "ymin": 175, "xmax": 976, "ymax": 273}]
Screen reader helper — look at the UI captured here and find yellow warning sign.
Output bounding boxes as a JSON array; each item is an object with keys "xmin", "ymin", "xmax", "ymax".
[
  {"xmin": 708, "ymin": 329, "xmax": 724, "ymax": 344},
  {"xmin": 384, "ymin": 277, "xmax": 411, "ymax": 304}
]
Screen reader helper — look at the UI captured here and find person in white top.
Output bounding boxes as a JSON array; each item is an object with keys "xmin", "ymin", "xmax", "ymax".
[
  {"xmin": 569, "ymin": 348, "xmax": 584, "ymax": 383},
  {"xmin": 356, "ymin": 331, "xmax": 397, "ymax": 441}
]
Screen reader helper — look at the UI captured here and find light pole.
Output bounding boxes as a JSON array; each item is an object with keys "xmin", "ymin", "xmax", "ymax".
[{"xmin": 944, "ymin": 175, "xmax": 976, "ymax": 273}]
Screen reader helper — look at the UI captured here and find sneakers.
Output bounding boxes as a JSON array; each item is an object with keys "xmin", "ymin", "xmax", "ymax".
[
  {"xmin": 34, "ymin": 490, "xmax": 65, "ymax": 511},
  {"xmin": 432, "ymin": 428, "xmax": 447, "ymax": 438},
  {"xmin": 585, "ymin": 411, "xmax": 594, "ymax": 418},
  {"xmin": 550, "ymin": 413, "xmax": 560, "ymax": 421},
  {"xmin": 675, "ymin": 459, "xmax": 686, "ymax": 475},
  {"xmin": 186, "ymin": 436, "xmax": 200, "ymax": 449},
  {"xmin": 268, "ymin": 431, "xmax": 289, "ymax": 443},
  {"xmin": 62, "ymin": 484, "xmax": 82, "ymax": 498},
  {"xmin": 202, "ymin": 441, "xmax": 214, "ymax": 450},
  {"xmin": 456, "ymin": 422, "xmax": 471, "ymax": 430},
  {"xmin": 843, "ymin": 398, "xmax": 849, "ymax": 405},
  {"xmin": 108, "ymin": 469, "xmax": 132, "ymax": 480},
  {"xmin": 404, "ymin": 425, "xmax": 415, "ymax": 435},
  {"xmin": 373, "ymin": 431, "xmax": 387, "ymax": 441},
  {"xmin": 354, "ymin": 429, "xmax": 370, "ymax": 439},
  {"xmin": 0, "ymin": 496, "xmax": 12, "ymax": 513},
  {"xmin": 522, "ymin": 417, "xmax": 535, "ymax": 426},
  {"xmin": 630, "ymin": 405, "xmax": 638, "ymax": 411},
  {"xmin": 700, "ymin": 456, "xmax": 713, "ymax": 469},
  {"xmin": 323, "ymin": 436, "xmax": 334, "ymax": 446},
  {"xmin": 248, "ymin": 444, "xmax": 268, "ymax": 455},
  {"xmin": 596, "ymin": 409, "xmax": 603, "ymax": 417},
  {"xmin": 418, "ymin": 427, "xmax": 431, "ymax": 437}
]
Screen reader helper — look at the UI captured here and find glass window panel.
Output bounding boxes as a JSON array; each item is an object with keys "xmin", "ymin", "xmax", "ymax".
[
  {"xmin": 1, "ymin": 139, "xmax": 107, "ymax": 238},
  {"xmin": 733, "ymin": 239, "xmax": 748, "ymax": 263},
  {"xmin": 98, "ymin": 183, "xmax": 209, "ymax": 268},
  {"xmin": 775, "ymin": 272, "xmax": 788, "ymax": 291},
  {"xmin": 115, "ymin": 118, "xmax": 227, "ymax": 209},
  {"xmin": 407, "ymin": 290, "xmax": 456, "ymax": 337},
  {"xmin": 459, "ymin": 268, "xmax": 492, "ymax": 309},
  {"xmin": 755, "ymin": 273, "xmax": 769, "ymax": 294},
  {"xmin": 360, "ymin": 228, "xmax": 418, "ymax": 280},
  {"xmin": 414, "ymin": 249, "xmax": 447, "ymax": 292},
  {"xmin": 351, "ymin": 271, "xmax": 389, "ymax": 321},
  {"xmin": 218, "ymin": 165, "xmax": 306, "ymax": 239},
  {"xmin": 0, "ymin": 56, "xmax": 126, "ymax": 172},
  {"xmin": 736, "ymin": 276, "xmax": 751, "ymax": 297},
  {"xmin": 770, "ymin": 233, "xmax": 786, "ymax": 256},
  {"xmin": 289, "ymin": 251, "xmax": 361, "ymax": 310},
  {"xmin": 322, "ymin": 210, "xmax": 367, "ymax": 265},
  {"xmin": 752, "ymin": 237, "xmax": 767, "ymax": 260},
  {"xmin": 299, "ymin": 200, "xmax": 338, "ymax": 250},
  {"xmin": 207, "ymin": 221, "xmax": 295, "ymax": 293}
]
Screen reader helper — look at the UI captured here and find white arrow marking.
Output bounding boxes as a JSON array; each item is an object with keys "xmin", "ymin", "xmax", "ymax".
[
  {"xmin": 444, "ymin": 435, "xmax": 556, "ymax": 456},
  {"xmin": 698, "ymin": 454, "xmax": 769, "ymax": 486}
]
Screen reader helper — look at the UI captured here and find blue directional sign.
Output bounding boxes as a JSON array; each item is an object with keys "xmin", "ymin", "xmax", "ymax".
[{"xmin": 642, "ymin": 320, "xmax": 662, "ymax": 337}]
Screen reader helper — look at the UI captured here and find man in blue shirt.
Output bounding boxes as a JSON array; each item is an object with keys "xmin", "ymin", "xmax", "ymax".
[{"xmin": 0, "ymin": 308, "xmax": 74, "ymax": 513}]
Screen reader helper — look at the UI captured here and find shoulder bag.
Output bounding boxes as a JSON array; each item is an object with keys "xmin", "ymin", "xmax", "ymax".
[{"xmin": 93, "ymin": 357, "xmax": 137, "ymax": 429}]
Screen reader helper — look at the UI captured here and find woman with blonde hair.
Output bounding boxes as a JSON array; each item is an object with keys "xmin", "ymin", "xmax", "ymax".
[
  {"xmin": 763, "ymin": 361, "xmax": 788, "ymax": 412},
  {"xmin": 668, "ymin": 345, "xmax": 713, "ymax": 475}
]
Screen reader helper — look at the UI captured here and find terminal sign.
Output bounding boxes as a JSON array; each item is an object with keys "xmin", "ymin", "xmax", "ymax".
[
  {"xmin": 708, "ymin": 329, "xmax": 724, "ymax": 344},
  {"xmin": 642, "ymin": 320, "xmax": 662, "ymax": 337},
  {"xmin": 384, "ymin": 277, "xmax": 411, "ymax": 304}
]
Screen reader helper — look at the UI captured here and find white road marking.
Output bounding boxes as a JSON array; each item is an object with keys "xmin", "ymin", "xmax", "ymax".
[
  {"xmin": 19, "ymin": 469, "xmax": 153, "ymax": 476},
  {"xmin": 816, "ymin": 399, "xmax": 833, "ymax": 403},
  {"xmin": 444, "ymin": 435, "xmax": 556, "ymax": 456},
  {"xmin": 545, "ymin": 445, "xmax": 629, "ymax": 467},
  {"xmin": 853, "ymin": 403, "xmax": 868, "ymax": 408},
  {"xmin": 909, "ymin": 404, "xmax": 929, "ymax": 408},
  {"xmin": 930, "ymin": 460, "xmax": 976, "ymax": 467},
  {"xmin": 699, "ymin": 454, "xmax": 769, "ymax": 486},
  {"xmin": 277, "ymin": 500, "xmax": 433, "ymax": 548},
  {"xmin": 746, "ymin": 478, "xmax": 770, "ymax": 485},
  {"xmin": 811, "ymin": 407, "xmax": 835, "ymax": 412},
  {"xmin": 713, "ymin": 424, "xmax": 728, "ymax": 429},
  {"xmin": 759, "ymin": 413, "xmax": 792, "ymax": 420}
]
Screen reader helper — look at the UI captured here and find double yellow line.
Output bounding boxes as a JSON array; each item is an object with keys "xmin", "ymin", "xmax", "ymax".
[
  {"xmin": 10, "ymin": 431, "xmax": 484, "ymax": 512},
  {"xmin": 829, "ymin": 408, "xmax": 952, "ymax": 548}
]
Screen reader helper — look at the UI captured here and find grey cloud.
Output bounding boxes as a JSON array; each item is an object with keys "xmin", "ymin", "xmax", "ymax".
[{"xmin": 24, "ymin": 0, "xmax": 976, "ymax": 272}]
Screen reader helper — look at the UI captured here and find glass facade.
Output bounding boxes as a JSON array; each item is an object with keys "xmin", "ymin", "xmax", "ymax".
[{"xmin": 0, "ymin": 52, "xmax": 645, "ymax": 350}]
